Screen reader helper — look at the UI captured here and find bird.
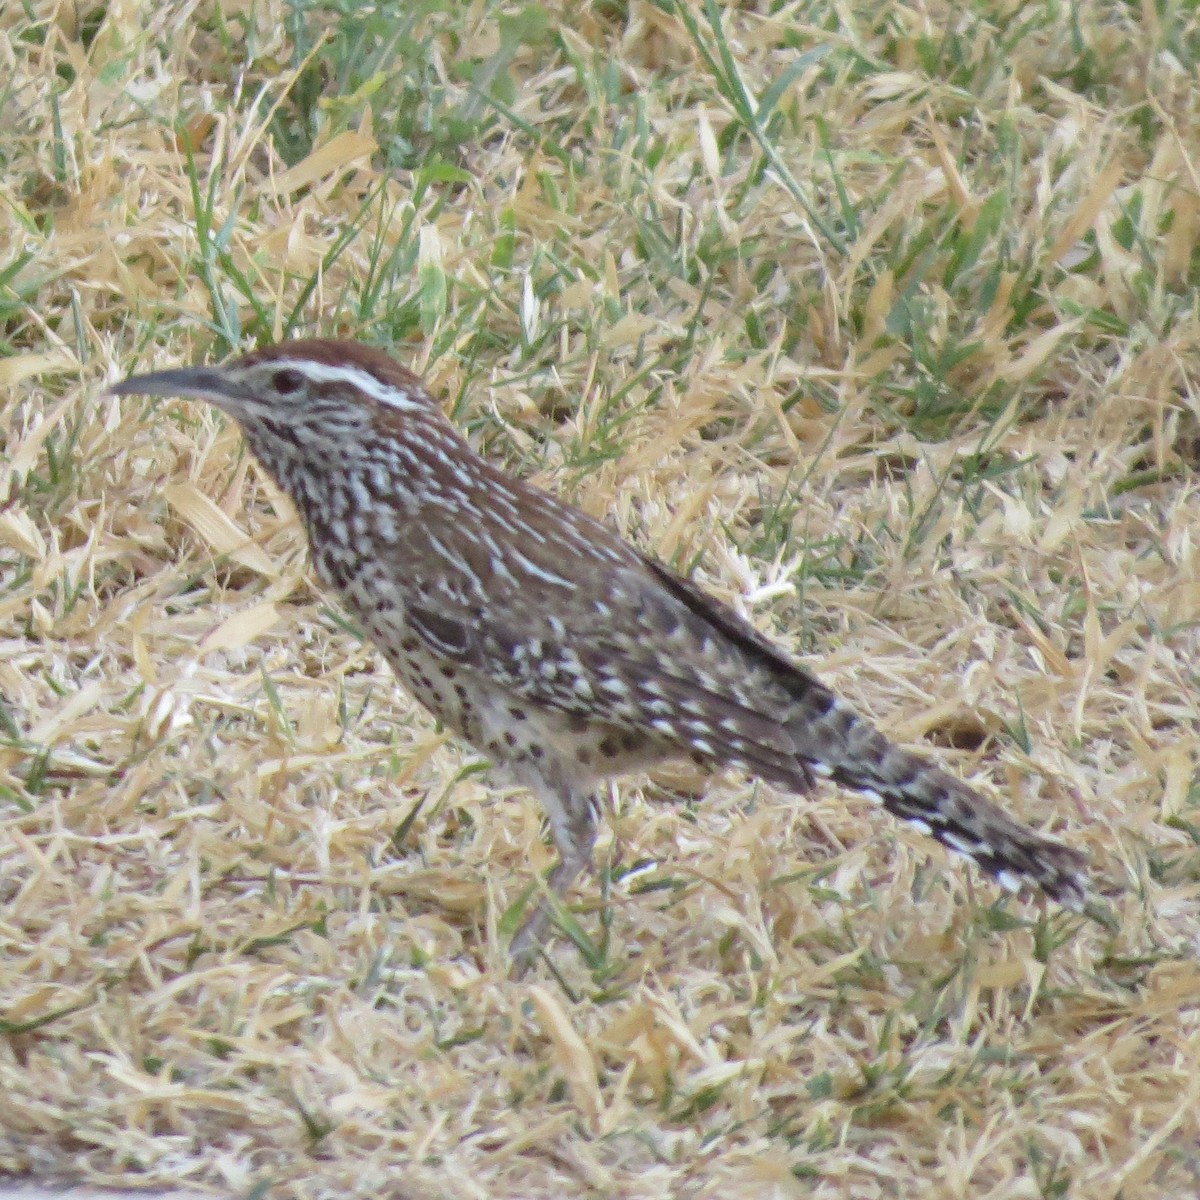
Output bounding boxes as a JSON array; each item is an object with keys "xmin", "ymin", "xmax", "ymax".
[{"xmin": 110, "ymin": 338, "xmax": 1089, "ymax": 967}]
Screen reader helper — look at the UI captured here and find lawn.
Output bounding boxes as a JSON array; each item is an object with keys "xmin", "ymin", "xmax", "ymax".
[{"xmin": 2, "ymin": 1, "xmax": 1199, "ymax": 1196}]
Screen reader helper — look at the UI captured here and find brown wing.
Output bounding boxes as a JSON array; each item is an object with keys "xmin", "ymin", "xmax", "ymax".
[{"xmin": 401, "ymin": 548, "xmax": 825, "ymax": 787}]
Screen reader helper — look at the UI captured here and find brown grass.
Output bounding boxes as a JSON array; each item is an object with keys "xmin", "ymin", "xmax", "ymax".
[{"xmin": 2, "ymin": 1, "xmax": 1199, "ymax": 1196}]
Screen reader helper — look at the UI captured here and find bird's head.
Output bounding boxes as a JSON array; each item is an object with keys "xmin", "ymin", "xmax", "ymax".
[{"xmin": 109, "ymin": 339, "xmax": 440, "ymax": 452}]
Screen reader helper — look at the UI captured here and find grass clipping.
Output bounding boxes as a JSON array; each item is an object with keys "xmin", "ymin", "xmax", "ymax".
[{"xmin": 2, "ymin": 2, "xmax": 1200, "ymax": 1198}]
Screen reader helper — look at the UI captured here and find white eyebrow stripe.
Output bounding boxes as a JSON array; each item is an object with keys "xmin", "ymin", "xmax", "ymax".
[{"xmin": 271, "ymin": 360, "xmax": 425, "ymax": 411}]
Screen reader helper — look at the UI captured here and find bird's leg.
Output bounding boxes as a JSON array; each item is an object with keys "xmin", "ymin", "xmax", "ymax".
[{"xmin": 508, "ymin": 772, "xmax": 597, "ymax": 974}]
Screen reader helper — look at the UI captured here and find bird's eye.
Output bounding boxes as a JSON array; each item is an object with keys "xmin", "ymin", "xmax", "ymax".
[{"xmin": 272, "ymin": 369, "xmax": 305, "ymax": 394}]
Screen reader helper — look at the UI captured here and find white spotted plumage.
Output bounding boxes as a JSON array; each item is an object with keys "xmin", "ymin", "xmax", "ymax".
[{"xmin": 111, "ymin": 338, "xmax": 1091, "ymax": 965}]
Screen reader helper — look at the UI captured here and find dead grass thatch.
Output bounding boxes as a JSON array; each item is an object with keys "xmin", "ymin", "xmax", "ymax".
[{"xmin": 2, "ymin": 1, "xmax": 1200, "ymax": 1197}]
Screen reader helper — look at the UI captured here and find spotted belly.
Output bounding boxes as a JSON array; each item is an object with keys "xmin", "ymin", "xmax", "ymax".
[{"xmin": 329, "ymin": 569, "xmax": 673, "ymax": 782}]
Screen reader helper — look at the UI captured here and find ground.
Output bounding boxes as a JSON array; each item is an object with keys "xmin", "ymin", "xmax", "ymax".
[{"xmin": 2, "ymin": 1, "xmax": 1199, "ymax": 1197}]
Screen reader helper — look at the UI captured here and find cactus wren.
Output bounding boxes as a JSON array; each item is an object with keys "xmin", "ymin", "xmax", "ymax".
[{"xmin": 111, "ymin": 339, "xmax": 1088, "ymax": 966}]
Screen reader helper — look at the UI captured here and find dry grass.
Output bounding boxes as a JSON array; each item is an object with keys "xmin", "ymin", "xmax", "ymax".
[{"xmin": 2, "ymin": 1, "xmax": 1200, "ymax": 1196}]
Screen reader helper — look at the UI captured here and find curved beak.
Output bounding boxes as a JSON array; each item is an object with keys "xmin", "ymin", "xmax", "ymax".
[{"xmin": 108, "ymin": 366, "xmax": 244, "ymax": 407}]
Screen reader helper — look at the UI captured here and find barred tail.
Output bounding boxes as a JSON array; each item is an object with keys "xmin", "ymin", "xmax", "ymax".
[{"xmin": 787, "ymin": 688, "xmax": 1088, "ymax": 910}]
